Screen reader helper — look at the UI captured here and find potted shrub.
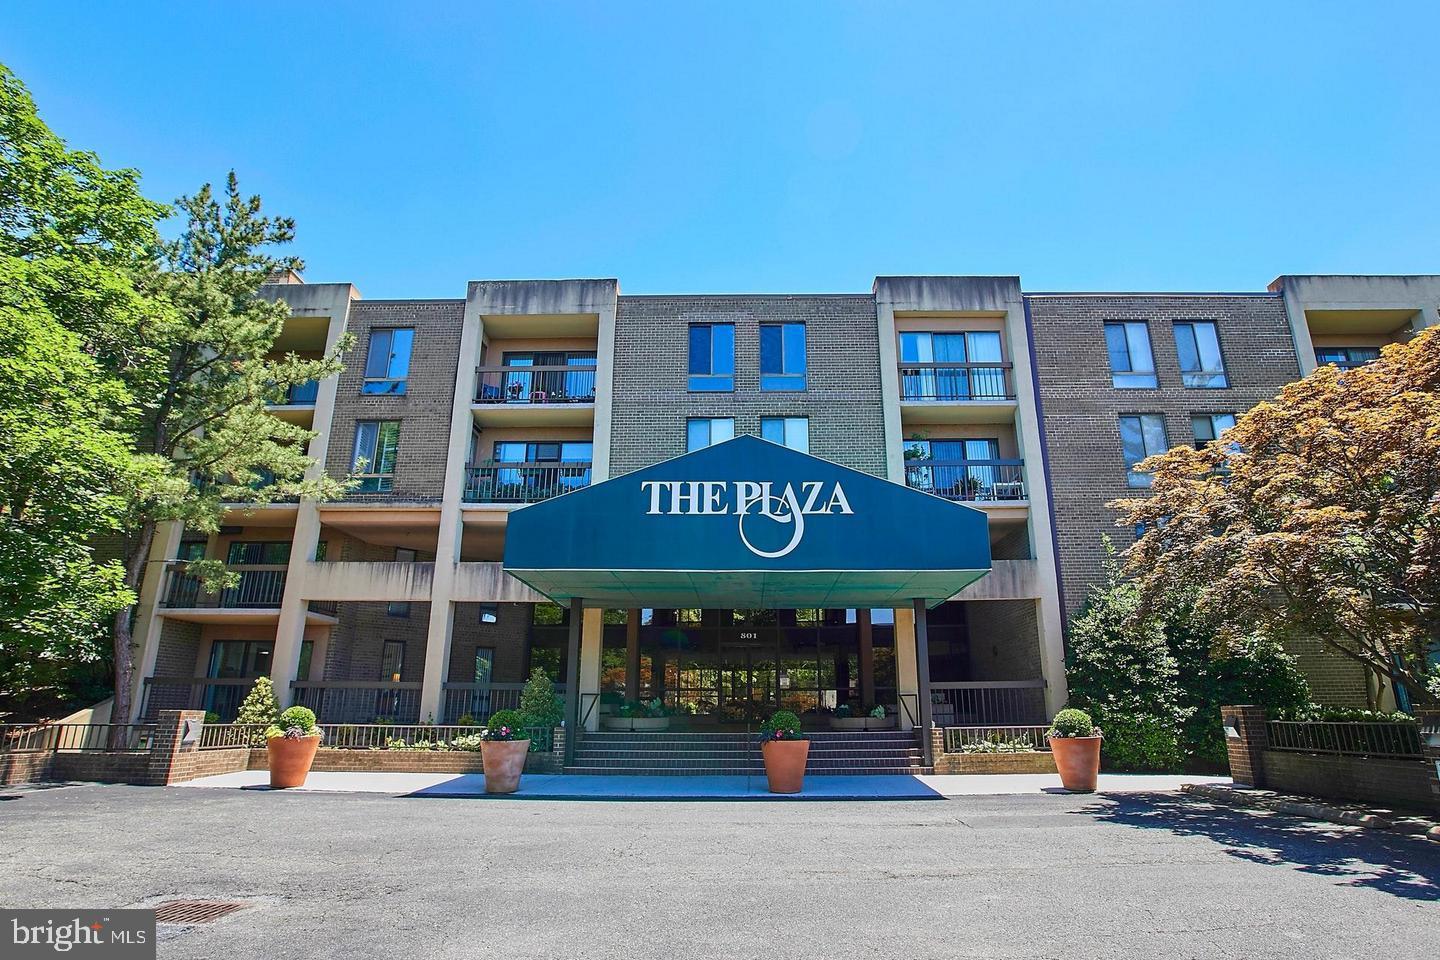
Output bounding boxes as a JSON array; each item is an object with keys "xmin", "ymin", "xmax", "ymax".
[
  {"xmin": 265, "ymin": 706, "xmax": 323, "ymax": 789},
  {"xmin": 479, "ymin": 708, "xmax": 530, "ymax": 794},
  {"xmin": 1046, "ymin": 708, "xmax": 1103, "ymax": 793},
  {"xmin": 759, "ymin": 710, "xmax": 809, "ymax": 794}
]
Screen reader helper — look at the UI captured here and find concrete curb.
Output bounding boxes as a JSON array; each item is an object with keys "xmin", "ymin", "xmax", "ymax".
[{"xmin": 1181, "ymin": 783, "xmax": 1440, "ymax": 842}]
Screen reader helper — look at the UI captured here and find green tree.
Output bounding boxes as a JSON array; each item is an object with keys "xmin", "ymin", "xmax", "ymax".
[
  {"xmin": 1065, "ymin": 550, "xmax": 1189, "ymax": 771},
  {"xmin": 235, "ymin": 676, "xmax": 281, "ymax": 727},
  {"xmin": 519, "ymin": 668, "xmax": 563, "ymax": 728},
  {"xmin": 1115, "ymin": 328, "xmax": 1440, "ymax": 707},
  {"xmin": 0, "ymin": 64, "xmax": 160, "ymax": 713},
  {"xmin": 1067, "ymin": 543, "xmax": 1310, "ymax": 772},
  {"xmin": 103, "ymin": 173, "xmax": 352, "ymax": 725}
]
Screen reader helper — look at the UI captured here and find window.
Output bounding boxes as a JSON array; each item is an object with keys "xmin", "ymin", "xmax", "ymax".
[
  {"xmin": 351, "ymin": 421, "xmax": 399, "ymax": 492},
  {"xmin": 760, "ymin": 417, "xmax": 809, "ymax": 453},
  {"xmin": 687, "ymin": 417, "xmax": 735, "ymax": 451},
  {"xmin": 379, "ymin": 641, "xmax": 406, "ymax": 682},
  {"xmin": 1174, "ymin": 322, "xmax": 1228, "ymax": 388},
  {"xmin": 1315, "ymin": 346, "xmax": 1381, "ymax": 370},
  {"xmin": 479, "ymin": 604, "xmax": 499, "ymax": 624},
  {"xmin": 1191, "ymin": 413, "xmax": 1237, "ymax": 448},
  {"xmin": 1104, "ymin": 322, "xmax": 1158, "ymax": 389},
  {"xmin": 491, "ymin": 441, "xmax": 593, "ymax": 464},
  {"xmin": 296, "ymin": 640, "xmax": 314, "ymax": 682},
  {"xmin": 362, "ymin": 328, "xmax": 414, "ymax": 395},
  {"xmin": 176, "ymin": 540, "xmax": 207, "ymax": 562},
  {"xmin": 688, "ymin": 323, "xmax": 735, "ymax": 391},
  {"xmin": 1119, "ymin": 414, "xmax": 1169, "ymax": 487},
  {"xmin": 474, "ymin": 648, "xmax": 494, "ymax": 684},
  {"xmin": 497, "ymin": 351, "xmax": 597, "ymax": 403},
  {"xmin": 225, "ymin": 541, "xmax": 291, "ymax": 565},
  {"xmin": 387, "ymin": 549, "xmax": 416, "ymax": 617},
  {"xmin": 899, "ymin": 331, "xmax": 1007, "ymax": 399},
  {"xmin": 759, "ymin": 322, "xmax": 807, "ymax": 391}
]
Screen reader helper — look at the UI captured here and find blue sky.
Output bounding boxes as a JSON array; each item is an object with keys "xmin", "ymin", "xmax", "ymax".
[{"xmin": 6, "ymin": 2, "xmax": 1437, "ymax": 297}]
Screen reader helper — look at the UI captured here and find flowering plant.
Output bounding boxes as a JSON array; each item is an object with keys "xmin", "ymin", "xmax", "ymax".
[
  {"xmin": 759, "ymin": 710, "xmax": 805, "ymax": 742},
  {"xmin": 481, "ymin": 709, "xmax": 530, "ymax": 742}
]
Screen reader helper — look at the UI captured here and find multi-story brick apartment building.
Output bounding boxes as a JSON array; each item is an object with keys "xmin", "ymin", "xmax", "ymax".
[{"xmin": 127, "ymin": 272, "xmax": 1440, "ymax": 768}]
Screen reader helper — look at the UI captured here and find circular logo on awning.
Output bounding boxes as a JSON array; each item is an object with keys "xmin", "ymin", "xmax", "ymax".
[{"xmin": 641, "ymin": 480, "xmax": 854, "ymax": 559}]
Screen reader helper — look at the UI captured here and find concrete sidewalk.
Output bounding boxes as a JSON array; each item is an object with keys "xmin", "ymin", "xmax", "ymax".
[{"xmin": 177, "ymin": 769, "xmax": 1227, "ymax": 799}]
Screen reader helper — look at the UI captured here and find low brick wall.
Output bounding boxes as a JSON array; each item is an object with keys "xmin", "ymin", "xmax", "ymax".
[
  {"xmin": 169, "ymin": 747, "xmax": 250, "ymax": 783},
  {"xmin": 50, "ymin": 752, "xmax": 150, "ymax": 784},
  {"xmin": 245, "ymin": 748, "xmax": 561, "ymax": 775},
  {"xmin": 1263, "ymin": 750, "xmax": 1437, "ymax": 814},
  {"xmin": 933, "ymin": 751, "xmax": 1057, "ymax": 775},
  {"xmin": 1, "ymin": 752, "xmax": 54, "ymax": 786}
]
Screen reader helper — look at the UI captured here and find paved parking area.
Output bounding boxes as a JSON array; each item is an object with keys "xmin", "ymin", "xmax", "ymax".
[
  {"xmin": 1, "ymin": 781, "xmax": 1436, "ymax": 959},
  {"xmin": 174, "ymin": 770, "xmax": 1224, "ymax": 799}
]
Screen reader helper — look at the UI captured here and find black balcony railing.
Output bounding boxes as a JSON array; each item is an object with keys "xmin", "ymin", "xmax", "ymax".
[
  {"xmin": 463, "ymin": 461, "xmax": 592, "ymax": 504},
  {"xmin": 904, "ymin": 460, "xmax": 1026, "ymax": 501},
  {"xmin": 898, "ymin": 362, "xmax": 1014, "ymax": 401},
  {"xmin": 290, "ymin": 681, "xmax": 423, "ymax": 724},
  {"xmin": 159, "ymin": 562, "xmax": 287, "ymax": 609},
  {"xmin": 930, "ymin": 681, "xmax": 1047, "ymax": 726},
  {"xmin": 139, "ymin": 677, "xmax": 259, "ymax": 721},
  {"xmin": 474, "ymin": 365, "xmax": 597, "ymax": 405}
]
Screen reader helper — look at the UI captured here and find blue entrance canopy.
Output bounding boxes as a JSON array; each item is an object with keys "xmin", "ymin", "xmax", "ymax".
[{"xmin": 503, "ymin": 435, "xmax": 992, "ymax": 608}]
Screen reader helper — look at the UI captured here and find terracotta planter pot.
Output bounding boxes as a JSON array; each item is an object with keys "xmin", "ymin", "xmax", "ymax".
[
  {"xmin": 267, "ymin": 735, "xmax": 321, "ymax": 789},
  {"xmin": 1050, "ymin": 736, "xmax": 1102, "ymax": 792},
  {"xmin": 761, "ymin": 738, "xmax": 810, "ymax": 794},
  {"xmin": 480, "ymin": 738, "xmax": 531, "ymax": 794}
]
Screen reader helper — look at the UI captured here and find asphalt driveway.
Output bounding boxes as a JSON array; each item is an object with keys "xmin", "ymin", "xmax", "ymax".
[{"xmin": 1, "ymin": 782, "xmax": 1436, "ymax": 959}]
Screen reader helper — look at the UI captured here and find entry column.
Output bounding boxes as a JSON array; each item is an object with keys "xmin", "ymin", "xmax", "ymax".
[
  {"xmin": 912, "ymin": 598, "xmax": 935, "ymax": 767},
  {"xmin": 563, "ymin": 598, "xmax": 583, "ymax": 766}
]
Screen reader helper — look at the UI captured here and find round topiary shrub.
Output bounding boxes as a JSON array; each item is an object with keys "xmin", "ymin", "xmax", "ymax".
[
  {"xmin": 1048, "ymin": 708, "xmax": 1098, "ymax": 740},
  {"xmin": 278, "ymin": 706, "xmax": 317, "ymax": 731},
  {"xmin": 483, "ymin": 709, "xmax": 530, "ymax": 741},
  {"xmin": 761, "ymin": 710, "xmax": 804, "ymax": 740}
]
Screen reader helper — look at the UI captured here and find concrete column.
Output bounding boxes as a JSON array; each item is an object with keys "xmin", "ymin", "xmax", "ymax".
[
  {"xmin": 417, "ymin": 292, "xmax": 486, "ymax": 721},
  {"xmin": 1011, "ymin": 298, "xmax": 1069, "ymax": 718},
  {"xmin": 578, "ymin": 607, "xmax": 604, "ymax": 732},
  {"xmin": 894, "ymin": 606, "xmax": 919, "ymax": 728},
  {"xmin": 128, "ymin": 521, "xmax": 184, "ymax": 721},
  {"xmin": 625, "ymin": 609, "xmax": 641, "ymax": 699},
  {"xmin": 563, "ymin": 599, "xmax": 583, "ymax": 765},
  {"xmin": 913, "ymin": 598, "xmax": 935, "ymax": 767},
  {"xmin": 874, "ymin": 299, "xmax": 906, "ymax": 483},
  {"xmin": 857, "ymin": 609, "xmax": 874, "ymax": 706},
  {"xmin": 271, "ymin": 287, "xmax": 355, "ymax": 707},
  {"xmin": 591, "ymin": 294, "xmax": 619, "ymax": 481}
]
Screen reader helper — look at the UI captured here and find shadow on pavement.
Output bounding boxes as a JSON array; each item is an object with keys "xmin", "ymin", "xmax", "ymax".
[{"xmin": 1089, "ymin": 792, "xmax": 1440, "ymax": 902}]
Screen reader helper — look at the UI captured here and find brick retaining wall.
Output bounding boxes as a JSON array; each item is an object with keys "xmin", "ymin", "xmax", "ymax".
[
  {"xmin": 933, "ymin": 751, "xmax": 1056, "ymax": 775},
  {"xmin": 245, "ymin": 747, "xmax": 560, "ymax": 774},
  {"xmin": 1262, "ymin": 750, "xmax": 1436, "ymax": 814}
]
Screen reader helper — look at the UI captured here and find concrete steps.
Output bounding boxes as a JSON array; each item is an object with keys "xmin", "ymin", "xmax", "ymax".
[{"xmin": 567, "ymin": 730, "xmax": 930, "ymax": 776}]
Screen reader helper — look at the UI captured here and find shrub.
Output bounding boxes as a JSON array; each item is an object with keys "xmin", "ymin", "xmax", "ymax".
[
  {"xmin": 452, "ymin": 733, "xmax": 485, "ymax": 752},
  {"xmin": 265, "ymin": 705, "xmax": 321, "ymax": 741},
  {"xmin": 236, "ymin": 677, "xmax": 280, "ymax": 727},
  {"xmin": 834, "ymin": 704, "xmax": 853, "ymax": 719},
  {"xmin": 869, "ymin": 705, "xmax": 887, "ymax": 719},
  {"xmin": 203, "ymin": 711, "xmax": 221, "ymax": 724},
  {"xmin": 519, "ymin": 668, "xmax": 563, "ymax": 728},
  {"xmin": 483, "ymin": 708, "xmax": 530, "ymax": 741},
  {"xmin": 760, "ymin": 710, "xmax": 804, "ymax": 741},
  {"xmin": 1048, "ymin": 708, "xmax": 1098, "ymax": 740},
  {"xmin": 960, "ymin": 735, "xmax": 1039, "ymax": 754},
  {"xmin": 455, "ymin": 714, "xmax": 478, "ymax": 727},
  {"xmin": 619, "ymin": 698, "xmax": 667, "ymax": 719}
]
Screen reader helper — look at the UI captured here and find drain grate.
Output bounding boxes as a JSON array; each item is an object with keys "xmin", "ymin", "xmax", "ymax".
[{"xmin": 154, "ymin": 900, "xmax": 248, "ymax": 925}]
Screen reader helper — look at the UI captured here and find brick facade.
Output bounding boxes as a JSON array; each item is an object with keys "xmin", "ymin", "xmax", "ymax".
[
  {"xmin": 610, "ymin": 295, "xmax": 887, "ymax": 476},
  {"xmin": 1027, "ymin": 293, "xmax": 1301, "ymax": 620},
  {"xmin": 324, "ymin": 299, "xmax": 465, "ymax": 502}
]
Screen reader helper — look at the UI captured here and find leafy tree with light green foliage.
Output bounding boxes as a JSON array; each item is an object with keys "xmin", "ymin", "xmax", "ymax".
[
  {"xmin": 236, "ymin": 676, "xmax": 281, "ymax": 727},
  {"xmin": 0, "ymin": 64, "xmax": 159, "ymax": 713}
]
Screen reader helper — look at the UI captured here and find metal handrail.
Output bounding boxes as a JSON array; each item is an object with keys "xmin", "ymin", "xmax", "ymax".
[
  {"xmin": 898, "ymin": 362, "xmax": 1015, "ymax": 401},
  {"xmin": 1265, "ymin": 720, "xmax": 1424, "ymax": 760},
  {"xmin": 159, "ymin": 561, "xmax": 287, "ymax": 609},
  {"xmin": 0, "ymin": 723, "xmax": 156, "ymax": 754},
  {"xmin": 904, "ymin": 460, "xmax": 1027, "ymax": 502},
  {"xmin": 463, "ymin": 461, "xmax": 592, "ymax": 504},
  {"xmin": 474, "ymin": 365, "xmax": 597, "ymax": 405},
  {"xmin": 897, "ymin": 693, "xmax": 920, "ymax": 729}
]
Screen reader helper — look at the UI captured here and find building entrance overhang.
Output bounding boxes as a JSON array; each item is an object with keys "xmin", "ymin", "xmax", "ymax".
[{"xmin": 502, "ymin": 435, "xmax": 992, "ymax": 609}]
